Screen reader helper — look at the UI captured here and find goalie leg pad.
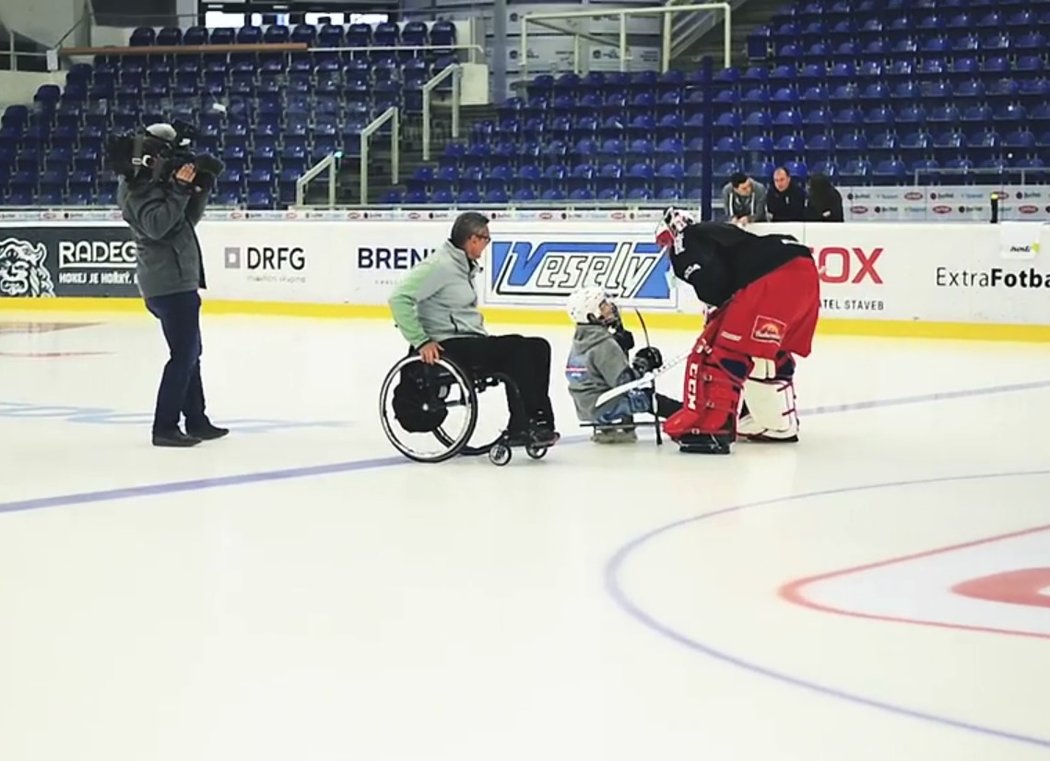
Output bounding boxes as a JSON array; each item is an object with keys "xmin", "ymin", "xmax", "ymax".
[
  {"xmin": 738, "ymin": 352, "xmax": 799, "ymax": 441},
  {"xmin": 663, "ymin": 332, "xmax": 751, "ymax": 441},
  {"xmin": 737, "ymin": 378, "xmax": 799, "ymax": 440}
]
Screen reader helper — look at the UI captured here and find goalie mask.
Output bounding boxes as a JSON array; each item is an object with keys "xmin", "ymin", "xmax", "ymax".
[{"xmin": 655, "ymin": 206, "xmax": 694, "ymax": 253}]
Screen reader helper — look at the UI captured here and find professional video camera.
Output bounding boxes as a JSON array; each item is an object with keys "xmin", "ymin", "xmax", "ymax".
[{"xmin": 106, "ymin": 120, "xmax": 224, "ymax": 190}]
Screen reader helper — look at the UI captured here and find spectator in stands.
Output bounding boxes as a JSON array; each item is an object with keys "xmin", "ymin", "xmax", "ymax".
[
  {"xmin": 804, "ymin": 174, "xmax": 844, "ymax": 222},
  {"xmin": 116, "ymin": 123, "xmax": 228, "ymax": 448},
  {"xmin": 721, "ymin": 172, "xmax": 768, "ymax": 226},
  {"xmin": 388, "ymin": 211, "xmax": 559, "ymax": 448},
  {"xmin": 765, "ymin": 167, "xmax": 807, "ymax": 222}
]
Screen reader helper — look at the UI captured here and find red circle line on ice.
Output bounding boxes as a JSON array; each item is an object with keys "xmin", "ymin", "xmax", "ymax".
[{"xmin": 779, "ymin": 524, "xmax": 1050, "ymax": 640}]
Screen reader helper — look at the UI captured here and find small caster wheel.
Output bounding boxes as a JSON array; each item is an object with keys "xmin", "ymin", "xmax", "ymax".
[
  {"xmin": 489, "ymin": 443, "xmax": 511, "ymax": 466},
  {"xmin": 525, "ymin": 445, "xmax": 547, "ymax": 460}
]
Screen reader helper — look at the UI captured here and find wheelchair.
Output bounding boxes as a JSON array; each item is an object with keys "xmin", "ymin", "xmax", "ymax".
[{"xmin": 378, "ymin": 352, "xmax": 551, "ymax": 466}]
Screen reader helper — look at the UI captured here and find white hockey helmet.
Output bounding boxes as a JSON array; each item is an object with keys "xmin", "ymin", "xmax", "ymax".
[{"xmin": 567, "ymin": 286, "xmax": 616, "ymax": 325}]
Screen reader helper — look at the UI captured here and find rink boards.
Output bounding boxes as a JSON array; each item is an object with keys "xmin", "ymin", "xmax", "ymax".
[{"xmin": 0, "ymin": 213, "xmax": 1048, "ymax": 342}]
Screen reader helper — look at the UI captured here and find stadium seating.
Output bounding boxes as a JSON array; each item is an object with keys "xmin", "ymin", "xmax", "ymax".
[
  {"xmin": 1, "ymin": 2, "xmax": 1048, "ymax": 207},
  {"xmin": 420, "ymin": 0, "xmax": 1049, "ymax": 203},
  {"xmin": 0, "ymin": 20, "xmax": 457, "ymax": 208}
]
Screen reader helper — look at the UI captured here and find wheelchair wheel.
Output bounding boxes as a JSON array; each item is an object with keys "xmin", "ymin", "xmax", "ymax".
[
  {"xmin": 488, "ymin": 442, "xmax": 512, "ymax": 466},
  {"xmin": 525, "ymin": 445, "xmax": 548, "ymax": 460},
  {"xmin": 379, "ymin": 355, "xmax": 479, "ymax": 463}
]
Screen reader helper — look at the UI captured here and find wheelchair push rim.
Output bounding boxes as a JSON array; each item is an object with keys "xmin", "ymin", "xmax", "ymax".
[{"xmin": 379, "ymin": 355, "xmax": 480, "ymax": 463}]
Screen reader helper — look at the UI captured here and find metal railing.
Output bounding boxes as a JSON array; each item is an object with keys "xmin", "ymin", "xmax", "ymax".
[
  {"xmin": 52, "ymin": 4, "xmax": 488, "ymax": 59},
  {"xmin": 1, "ymin": 44, "xmax": 51, "ymax": 72},
  {"xmin": 422, "ymin": 64, "xmax": 462, "ymax": 162},
  {"xmin": 295, "ymin": 151, "xmax": 341, "ymax": 207},
  {"xmin": 360, "ymin": 106, "xmax": 400, "ymax": 204},
  {"xmin": 668, "ymin": 0, "xmax": 739, "ymax": 62},
  {"xmin": 519, "ymin": 3, "xmax": 732, "ymax": 77},
  {"xmin": 913, "ymin": 166, "xmax": 1042, "ymax": 184}
]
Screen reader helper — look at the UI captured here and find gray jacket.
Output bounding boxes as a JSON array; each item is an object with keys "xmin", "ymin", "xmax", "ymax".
[
  {"xmin": 721, "ymin": 180, "xmax": 768, "ymax": 223},
  {"xmin": 565, "ymin": 324, "xmax": 634, "ymax": 422},
  {"xmin": 388, "ymin": 239, "xmax": 487, "ymax": 348},
  {"xmin": 117, "ymin": 177, "xmax": 209, "ymax": 299}
]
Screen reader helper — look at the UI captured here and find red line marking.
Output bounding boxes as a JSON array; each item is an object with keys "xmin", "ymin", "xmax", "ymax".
[
  {"xmin": 778, "ymin": 523, "xmax": 1050, "ymax": 641},
  {"xmin": 952, "ymin": 568, "xmax": 1050, "ymax": 609}
]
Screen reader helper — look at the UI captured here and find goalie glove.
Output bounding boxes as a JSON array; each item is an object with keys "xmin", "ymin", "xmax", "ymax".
[{"xmin": 632, "ymin": 346, "xmax": 663, "ymax": 375}]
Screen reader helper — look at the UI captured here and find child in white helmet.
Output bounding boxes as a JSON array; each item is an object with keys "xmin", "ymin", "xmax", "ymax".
[{"xmin": 564, "ymin": 286, "xmax": 681, "ymax": 443}]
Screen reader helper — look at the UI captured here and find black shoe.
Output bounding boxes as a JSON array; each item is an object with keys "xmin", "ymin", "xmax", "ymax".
[
  {"xmin": 528, "ymin": 420, "xmax": 560, "ymax": 448},
  {"xmin": 186, "ymin": 423, "xmax": 229, "ymax": 441},
  {"xmin": 678, "ymin": 432, "xmax": 732, "ymax": 455},
  {"xmin": 152, "ymin": 429, "xmax": 202, "ymax": 447}
]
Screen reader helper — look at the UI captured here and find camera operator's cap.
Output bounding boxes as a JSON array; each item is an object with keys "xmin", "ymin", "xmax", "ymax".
[{"xmin": 145, "ymin": 123, "xmax": 190, "ymax": 147}]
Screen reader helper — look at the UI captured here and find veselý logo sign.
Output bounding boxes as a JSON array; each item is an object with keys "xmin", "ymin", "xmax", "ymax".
[{"xmin": 489, "ymin": 238, "xmax": 673, "ymax": 306}]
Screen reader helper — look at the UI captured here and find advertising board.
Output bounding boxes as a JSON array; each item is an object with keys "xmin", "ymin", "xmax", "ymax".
[
  {"xmin": 3, "ymin": 217, "xmax": 1049, "ymax": 338},
  {"xmin": 751, "ymin": 222, "xmax": 1050, "ymax": 325},
  {"xmin": 483, "ymin": 222, "xmax": 677, "ymax": 310},
  {"xmin": 196, "ymin": 221, "xmax": 354, "ymax": 303},
  {"xmin": 0, "ymin": 225, "xmax": 139, "ymax": 298}
]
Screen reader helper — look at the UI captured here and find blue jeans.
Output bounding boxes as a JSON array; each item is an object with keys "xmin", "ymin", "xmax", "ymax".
[
  {"xmin": 144, "ymin": 290, "xmax": 208, "ymax": 434},
  {"xmin": 595, "ymin": 388, "xmax": 652, "ymax": 424}
]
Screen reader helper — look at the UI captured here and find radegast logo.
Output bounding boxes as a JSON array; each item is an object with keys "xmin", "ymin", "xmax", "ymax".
[
  {"xmin": 0, "ymin": 237, "xmax": 55, "ymax": 297},
  {"xmin": 489, "ymin": 238, "xmax": 673, "ymax": 306},
  {"xmin": 58, "ymin": 240, "xmax": 136, "ymax": 268}
]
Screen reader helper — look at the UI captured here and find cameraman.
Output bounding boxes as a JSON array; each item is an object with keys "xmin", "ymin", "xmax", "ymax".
[{"xmin": 115, "ymin": 123, "xmax": 228, "ymax": 447}]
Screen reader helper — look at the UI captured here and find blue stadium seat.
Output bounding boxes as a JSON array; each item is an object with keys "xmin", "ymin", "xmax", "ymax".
[{"xmin": 8, "ymin": 7, "xmax": 1050, "ymax": 210}]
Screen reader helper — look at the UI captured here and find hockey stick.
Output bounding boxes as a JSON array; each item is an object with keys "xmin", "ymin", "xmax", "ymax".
[
  {"xmin": 634, "ymin": 306, "xmax": 652, "ymax": 349},
  {"xmin": 633, "ymin": 307, "xmax": 663, "ymax": 444},
  {"xmin": 594, "ymin": 349, "xmax": 690, "ymax": 408}
]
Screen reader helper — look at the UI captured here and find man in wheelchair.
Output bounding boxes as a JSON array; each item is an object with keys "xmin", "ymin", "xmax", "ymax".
[{"xmin": 388, "ymin": 211, "xmax": 560, "ymax": 448}]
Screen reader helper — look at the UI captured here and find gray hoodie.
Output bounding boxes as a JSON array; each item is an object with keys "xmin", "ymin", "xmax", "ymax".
[
  {"xmin": 388, "ymin": 239, "xmax": 487, "ymax": 348},
  {"xmin": 117, "ymin": 177, "xmax": 210, "ymax": 299},
  {"xmin": 721, "ymin": 179, "xmax": 768, "ymax": 223},
  {"xmin": 565, "ymin": 324, "xmax": 635, "ymax": 422}
]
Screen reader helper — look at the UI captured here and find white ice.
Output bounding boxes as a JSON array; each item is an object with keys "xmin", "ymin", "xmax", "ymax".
[{"xmin": 2, "ymin": 308, "xmax": 1050, "ymax": 761}]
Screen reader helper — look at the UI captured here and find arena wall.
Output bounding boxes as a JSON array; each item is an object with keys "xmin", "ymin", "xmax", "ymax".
[{"xmin": 0, "ymin": 210, "xmax": 1048, "ymax": 342}]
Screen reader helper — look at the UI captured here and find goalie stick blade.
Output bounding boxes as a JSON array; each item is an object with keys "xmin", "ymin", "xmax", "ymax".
[{"xmin": 594, "ymin": 350, "xmax": 690, "ymax": 407}]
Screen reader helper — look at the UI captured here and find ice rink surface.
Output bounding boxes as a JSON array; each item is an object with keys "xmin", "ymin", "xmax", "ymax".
[{"xmin": 2, "ymin": 308, "xmax": 1050, "ymax": 761}]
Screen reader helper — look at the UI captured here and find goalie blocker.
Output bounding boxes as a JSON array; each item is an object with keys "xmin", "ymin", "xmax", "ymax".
[{"xmin": 656, "ymin": 210, "xmax": 820, "ymax": 454}]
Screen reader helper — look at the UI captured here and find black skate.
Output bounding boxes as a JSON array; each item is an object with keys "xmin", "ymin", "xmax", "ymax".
[
  {"xmin": 677, "ymin": 432, "xmax": 732, "ymax": 455},
  {"xmin": 677, "ymin": 418, "xmax": 734, "ymax": 455}
]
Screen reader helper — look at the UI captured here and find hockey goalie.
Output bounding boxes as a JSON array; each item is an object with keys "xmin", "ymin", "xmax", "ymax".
[{"xmin": 655, "ymin": 208, "xmax": 820, "ymax": 454}]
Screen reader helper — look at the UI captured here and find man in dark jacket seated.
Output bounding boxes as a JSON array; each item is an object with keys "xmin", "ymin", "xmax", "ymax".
[
  {"xmin": 115, "ymin": 123, "xmax": 227, "ymax": 447},
  {"xmin": 765, "ymin": 166, "xmax": 807, "ymax": 222}
]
